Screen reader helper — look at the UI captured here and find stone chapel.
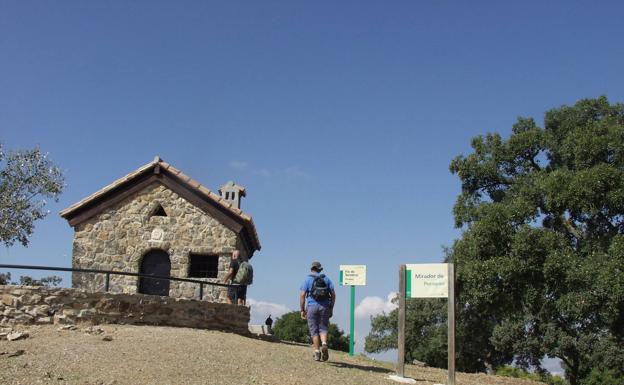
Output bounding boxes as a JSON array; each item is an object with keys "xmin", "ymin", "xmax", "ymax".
[{"xmin": 59, "ymin": 156, "xmax": 261, "ymax": 302}]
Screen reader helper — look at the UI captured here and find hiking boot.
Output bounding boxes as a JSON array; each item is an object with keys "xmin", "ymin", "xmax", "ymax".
[
  {"xmin": 321, "ymin": 343, "xmax": 329, "ymax": 361},
  {"xmin": 314, "ymin": 350, "xmax": 321, "ymax": 361}
]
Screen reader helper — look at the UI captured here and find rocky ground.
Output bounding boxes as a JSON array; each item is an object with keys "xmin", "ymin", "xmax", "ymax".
[{"xmin": 0, "ymin": 324, "xmax": 544, "ymax": 385}]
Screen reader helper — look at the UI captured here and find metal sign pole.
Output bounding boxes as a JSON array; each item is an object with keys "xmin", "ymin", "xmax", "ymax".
[
  {"xmin": 397, "ymin": 264, "xmax": 406, "ymax": 378},
  {"xmin": 447, "ymin": 263, "xmax": 455, "ymax": 385},
  {"xmin": 349, "ymin": 285, "xmax": 355, "ymax": 356},
  {"xmin": 340, "ymin": 265, "xmax": 366, "ymax": 357}
]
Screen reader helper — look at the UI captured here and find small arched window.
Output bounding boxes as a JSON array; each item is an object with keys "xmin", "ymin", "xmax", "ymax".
[{"xmin": 150, "ymin": 204, "xmax": 167, "ymax": 217}]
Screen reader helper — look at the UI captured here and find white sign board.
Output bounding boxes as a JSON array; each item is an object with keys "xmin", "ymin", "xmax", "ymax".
[
  {"xmin": 339, "ymin": 265, "xmax": 367, "ymax": 286},
  {"xmin": 405, "ymin": 263, "xmax": 449, "ymax": 298},
  {"xmin": 397, "ymin": 263, "xmax": 455, "ymax": 385}
]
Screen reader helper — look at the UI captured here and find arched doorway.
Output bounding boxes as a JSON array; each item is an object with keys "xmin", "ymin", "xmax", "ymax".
[{"xmin": 138, "ymin": 249, "xmax": 171, "ymax": 296}]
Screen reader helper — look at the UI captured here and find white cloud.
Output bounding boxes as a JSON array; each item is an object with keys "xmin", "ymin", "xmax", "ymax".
[
  {"xmin": 228, "ymin": 162, "xmax": 310, "ymax": 180},
  {"xmin": 246, "ymin": 297, "xmax": 291, "ymax": 325},
  {"xmin": 284, "ymin": 166, "xmax": 311, "ymax": 179},
  {"xmin": 252, "ymin": 168, "xmax": 271, "ymax": 177},
  {"xmin": 228, "ymin": 160, "xmax": 248, "ymax": 170},
  {"xmin": 228, "ymin": 161, "xmax": 272, "ymax": 178},
  {"xmin": 355, "ymin": 292, "xmax": 398, "ymax": 319}
]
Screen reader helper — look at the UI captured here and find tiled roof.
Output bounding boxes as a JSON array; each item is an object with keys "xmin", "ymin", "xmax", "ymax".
[{"xmin": 60, "ymin": 156, "xmax": 261, "ymax": 251}]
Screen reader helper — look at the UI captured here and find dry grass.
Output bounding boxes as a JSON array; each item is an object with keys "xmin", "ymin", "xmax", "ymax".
[{"xmin": 0, "ymin": 324, "xmax": 544, "ymax": 385}]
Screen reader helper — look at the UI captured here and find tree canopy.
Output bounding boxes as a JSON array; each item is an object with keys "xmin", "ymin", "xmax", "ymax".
[
  {"xmin": 272, "ymin": 311, "xmax": 350, "ymax": 352},
  {"xmin": 0, "ymin": 143, "xmax": 64, "ymax": 247},
  {"xmin": 448, "ymin": 96, "xmax": 623, "ymax": 385},
  {"xmin": 0, "ymin": 272, "xmax": 63, "ymax": 287},
  {"xmin": 365, "ymin": 97, "xmax": 624, "ymax": 385},
  {"xmin": 365, "ymin": 298, "xmax": 450, "ymax": 368}
]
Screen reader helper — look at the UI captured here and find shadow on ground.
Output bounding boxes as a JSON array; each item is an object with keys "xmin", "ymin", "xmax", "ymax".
[
  {"xmin": 326, "ymin": 361, "xmax": 393, "ymax": 374},
  {"xmin": 249, "ymin": 337, "xmax": 309, "ymax": 348},
  {"xmin": 328, "ymin": 363, "xmax": 432, "ymax": 383}
]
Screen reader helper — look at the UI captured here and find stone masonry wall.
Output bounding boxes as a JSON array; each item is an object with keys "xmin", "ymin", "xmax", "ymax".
[
  {"xmin": 71, "ymin": 182, "xmax": 251, "ymax": 302},
  {"xmin": 0, "ymin": 286, "xmax": 250, "ymax": 334}
]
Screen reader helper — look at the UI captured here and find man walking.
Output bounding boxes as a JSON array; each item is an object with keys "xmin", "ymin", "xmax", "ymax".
[{"xmin": 299, "ymin": 261, "xmax": 336, "ymax": 362}]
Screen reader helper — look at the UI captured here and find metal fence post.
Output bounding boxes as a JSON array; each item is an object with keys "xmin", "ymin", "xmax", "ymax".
[{"xmin": 105, "ymin": 272, "xmax": 110, "ymax": 292}]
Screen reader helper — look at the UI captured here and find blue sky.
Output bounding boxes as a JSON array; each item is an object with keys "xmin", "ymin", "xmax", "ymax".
[{"xmin": 2, "ymin": 1, "xmax": 624, "ymax": 364}]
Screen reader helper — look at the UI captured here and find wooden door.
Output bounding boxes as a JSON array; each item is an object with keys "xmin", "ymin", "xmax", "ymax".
[{"xmin": 138, "ymin": 250, "xmax": 171, "ymax": 296}]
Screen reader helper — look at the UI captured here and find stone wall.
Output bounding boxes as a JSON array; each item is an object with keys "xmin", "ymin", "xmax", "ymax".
[
  {"xmin": 71, "ymin": 182, "xmax": 251, "ymax": 301},
  {"xmin": 0, "ymin": 286, "xmax": 250, "ymax": 334}
]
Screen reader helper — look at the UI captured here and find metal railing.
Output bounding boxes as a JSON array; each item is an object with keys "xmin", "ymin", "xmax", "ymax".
[{"xmin": 0, "ymin": 264, "xmax": 239, "ymax": 301}]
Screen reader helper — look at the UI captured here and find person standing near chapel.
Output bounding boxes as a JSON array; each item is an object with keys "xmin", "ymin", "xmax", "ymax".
[
  {"xmin": 223, "ymin": 249, "xmax": 247, "ymax": 305},
  {"xmin": 300, "ymin": 261, "xmax": 336, "ymax": 362}
]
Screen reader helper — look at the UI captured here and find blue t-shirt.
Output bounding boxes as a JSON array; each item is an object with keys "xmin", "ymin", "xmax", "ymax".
[{"xmin": 300, "ymin": 273, "xmax": 335, "ymax": 307}]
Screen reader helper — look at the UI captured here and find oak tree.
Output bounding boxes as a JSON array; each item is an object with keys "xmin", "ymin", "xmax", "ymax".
[
  {"xmin": 365, "ymin": 97, "xmax": 624, "ymax": 385},
  {"xmin": 449, "ymin": 96, "xmax": 624, "ymax": 385}
]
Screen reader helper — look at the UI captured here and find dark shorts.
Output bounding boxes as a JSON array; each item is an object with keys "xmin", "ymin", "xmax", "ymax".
[
  {"xmin": 228, "ymin": 285, "xmax": 247, "ymax": 302},
  {"xmin": 306, "ymin": 303, "xmax": 330, "ymax": 337}
]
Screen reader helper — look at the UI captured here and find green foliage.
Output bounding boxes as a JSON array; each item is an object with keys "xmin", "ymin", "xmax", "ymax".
[
  {"xmin": 580, "ymin": 368, "xmax": 623, "ymax": 385},
  {"xmin": 273, "ymin": 311, "xmax": 309, "ymax": 343},
  {"xmin": 18, "ymin": 275, "xmax": 63, "ymax": 287},
  {"xmin": 0, "ymin": 143, "xmax": 64, "ymax": 247},
  {"xmin": 577, "ymin": 336, "xmax": 624, "ymax": 385},
  {"xmin": 364, "ymin": 296, "xmax": 510, "ymax": 372},
  {"xmin": 365, "ymin": 298, "xmax": 447, "ymax": 368},
  {"xmin": 495, "ymin": 365, "xmax": 567, "ymax": 385},
  {"xmin": 327, "ymin": 323, "xmax": 350, "ymax": 352},
  {"xmin": 447, "ymin": 96, "xmax": 624, "ymax": 385},
  {"xmin": 0, "ymin": 272, "xmax": 63, "ymax": 287},
  {"xmin": 272, "ymin": 311, "xmax": 350, "ymax": 352},
  {"xmin": 0, "ymin": 272, "xmax": 10, "ymax": 285}
]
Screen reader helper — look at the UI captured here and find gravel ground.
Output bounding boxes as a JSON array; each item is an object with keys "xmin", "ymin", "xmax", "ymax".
[{"xmin": 0, "ymin": 324, "xmax": 544, "ymax": 385}]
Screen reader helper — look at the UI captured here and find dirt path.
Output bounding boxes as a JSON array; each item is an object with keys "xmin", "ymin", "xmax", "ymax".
[{"xmin": 1, "ymin": 324, "xmax": 542, "ymax": 385}]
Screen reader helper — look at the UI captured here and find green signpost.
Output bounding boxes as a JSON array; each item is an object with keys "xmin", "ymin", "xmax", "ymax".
[
  {"xmin": 350, "ymin": 285, "xmax": 355, "ymax": 355},
  {"xmin": 339, "ymin": 264, "xmax": 366, "ymax": 356}
]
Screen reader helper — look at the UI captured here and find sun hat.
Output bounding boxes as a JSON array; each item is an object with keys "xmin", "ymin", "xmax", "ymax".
[{"xmin": 310, "ymin": 261, "xmax": 323, "ymax": 271}]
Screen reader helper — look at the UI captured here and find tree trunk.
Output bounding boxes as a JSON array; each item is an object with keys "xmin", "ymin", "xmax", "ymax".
[{"xmin": 568, "ymin": 360, "xmax": 579, "ymax": 385}]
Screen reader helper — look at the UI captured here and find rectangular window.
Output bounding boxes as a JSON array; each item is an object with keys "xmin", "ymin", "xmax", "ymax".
[{"xmin": 188, "ymin": 254, "xmax": 219, "ymax": 278}]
